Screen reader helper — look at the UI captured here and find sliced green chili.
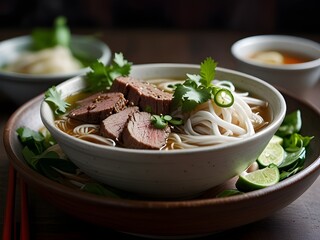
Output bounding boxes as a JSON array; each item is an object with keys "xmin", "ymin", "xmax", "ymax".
[{"xmin": 214, "ymin": 89, "xmax": 234, "ymax": 108}]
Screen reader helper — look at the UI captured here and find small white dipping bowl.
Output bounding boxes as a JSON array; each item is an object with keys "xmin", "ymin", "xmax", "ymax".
[
  {"xmin": 40, "ymin": 64, "xmax": 286, "ymax": 199},
  {"xmin": 0, "ymin": 35, "xmax": 111, "ymax": 105},
  {"xmin": 231, "ymin": 35, "xmax": 320, "ymax": 93}
]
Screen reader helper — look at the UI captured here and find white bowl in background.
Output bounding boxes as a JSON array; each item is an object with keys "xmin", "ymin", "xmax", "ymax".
[
  {"xmin": 40, "ymin": 64, "xmax": 286, "ymax": 199},
  {"xmin": 231, "ymin": 35, "xmax": 320, "ymax": 93},
  {"xmin": 0, "ymin": 35, "xmax": 111, "ymax": 105}
]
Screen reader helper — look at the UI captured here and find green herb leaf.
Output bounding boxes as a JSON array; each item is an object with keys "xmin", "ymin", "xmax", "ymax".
[
  {"xmin": 17, "ymin": 127, "xmax": 45, "ymax": 155},
  {"xmin": 276, "ymin": 110, "xmax": 302, "ymax": 137},
  {"xmin": 37, "ymin": 159, "xmax": 64, "ymax": 182},
  {"xmin": 172, "ymin": 81, "xmax": 211, "ymax": 112},
  {"xmin": 172, "ymin": 57, "xmax": 233, "ymax": 112},
  {"xmin": 279, "ymin": 147, "xmax": 306, "ymax": 170},
  {"xmin": 21, "ymin": 146, "xmax": 38, "ymax": 169},
  {"xmin": 32, "ymin": 16, "xmax": 71, "ymax": 50},
  {"xmin": 279, "ymin": 156, "xmax": 305, "ymax": 181},
  {"xmin": 86, "ymin": 52, "xmax": 132, "ymax": 92},
  {"xmin": 200, "ymin": 57, "xmax": 216, "ymax": 87},
  {"xmin": 283, "ymin": 133, "xmax": 313, "ymax": 151},
  {"xmin": 151, "ymin": 114, "xmax": 183, "ymax": 129},
  {"xmin": 45, "ymin": 86, "xmax": 71, "ymax": 115},
  {"xmin": 151, "ymin": 115, "xmax": 168, "ymax": 129}
]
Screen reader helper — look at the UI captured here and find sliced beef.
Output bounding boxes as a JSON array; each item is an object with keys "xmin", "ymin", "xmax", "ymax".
[
  {"xmin": 110, "ymin": 77, "xmax": 173, "ymax": 115},
  {"xmin": 100, "ymin": 106, "xmax": 139, "ymax": 141},
  {"xmin": 68, "ymin": 92, "xmax": 127, "ymax": 124},
  {"xmin": 122, "ymin": 111, "xmax": 171, "ymax": 150},
  {"xmin": 74, "ymin": 92, "xmax": 105, "ymax": 106}
]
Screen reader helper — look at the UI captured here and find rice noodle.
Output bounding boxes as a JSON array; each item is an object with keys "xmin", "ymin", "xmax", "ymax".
[
  {"xmin": 4, "ymin": 46, "xmax": 82, "ymax": 74},
  {"xmin": 169, "ymin": 79, "xmax": 268, "ymax": 147}
]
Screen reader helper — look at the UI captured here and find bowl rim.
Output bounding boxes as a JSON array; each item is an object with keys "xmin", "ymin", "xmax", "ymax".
[
  {"xmin": 3, "ymin": 88, "xmax": 320, "ymax": 208},
  {"xmin": 40, "ymin": 63, "xmax": 287, "ymax": 155},
  {"xmin": 0, "ymin": 34, "xmax": 112, "ymax": 81},
  {"xmin": 231, "ymin": 34, "xmax": 320, "ymax": 70}
]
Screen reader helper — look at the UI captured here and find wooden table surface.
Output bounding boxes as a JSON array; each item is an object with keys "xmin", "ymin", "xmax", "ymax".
[{"xmin": 0, "ymin": 29, "xmax": 320, "ymax": 240}]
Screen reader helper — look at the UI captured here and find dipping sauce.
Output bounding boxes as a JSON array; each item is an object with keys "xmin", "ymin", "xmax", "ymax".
[{"xmin": 250, "ymin": 51, "xmax": 313, "ymax": 65}]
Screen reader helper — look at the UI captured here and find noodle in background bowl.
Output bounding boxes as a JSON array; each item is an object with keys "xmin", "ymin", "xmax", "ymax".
[
  {"xmin": 40, "ymin": 64, "xmax": 286, "ymax": 199},
  {"xmin": 0, "ymin": 35, "xmax": 111, "ymax": 105}
]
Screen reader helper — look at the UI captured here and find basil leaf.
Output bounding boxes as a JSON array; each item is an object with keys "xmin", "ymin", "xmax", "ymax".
[{"xmin": 276, "ymin": 110, "xmax": 302, "ymax": 137}]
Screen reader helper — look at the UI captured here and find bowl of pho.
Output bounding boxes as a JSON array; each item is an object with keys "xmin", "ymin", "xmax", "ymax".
[
  {"xmin": 40, "ymin": 54, "xmax": 286, "ymax": 198},
  {"xmin": 0, "ymin": 17, "xmax": 111, "ymax": 105}
]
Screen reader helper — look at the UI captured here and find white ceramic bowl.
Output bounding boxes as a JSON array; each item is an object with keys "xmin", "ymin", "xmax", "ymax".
[
  {"xmin": 0, "ymin": 35, "xmax": 111, "ymax": 105},
  {"xmin": 40, "ymin": 64, "xmax": 286, "ymax": 199},
  {"xmin": 231, "ymin": 35, "xmax": 320, "ymax": 93}
]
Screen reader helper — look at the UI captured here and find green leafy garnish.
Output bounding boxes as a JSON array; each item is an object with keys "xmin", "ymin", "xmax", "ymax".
[
  {"xmin": 16, "ymin": 127, "xmax": 54, "ymax": 155},
  {"xmin": 151, "ymin": 114, "xmax": 183, "ymax": 129},
  {"xmin": 276, "ymin": 110, "xmax": 302, "ymax": 137},
  {"xmin": 32, "ymin": 16, "xmax": 70, "ymax": 50},
  {"xmin": 16, "ymin": 126, "xmax": 123, "ymax": 197},
  {"xmin": 172, "ymin": 80, "xmax": 211, "ymax": 112},
  {"xmin": 273, "ymin": 110, "xmax": 313, "ymax": 181},
  {"xmin": 44, "ymin": 86, "xmax": 70, "ymax": 115},
  {"xmin": 200, "ymin": 57, "xmax": 217, "ymax": 87},
  {"xmin": 172, "ymin": 57, "xmax": 234, "ymax": 112},
  {"xmin": 86, "ymin": 52, "xmax": 132, "ymax": 92},
  {"xmin": 283, "ymin": 133, "xmax": 313, "ymax": 152}
]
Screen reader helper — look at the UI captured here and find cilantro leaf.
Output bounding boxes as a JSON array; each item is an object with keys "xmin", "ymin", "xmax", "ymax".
[
  {"xmin": 172, "ymin": 57, "xmax": 223, "ymax": 112},
  {"xmin": 172, "ymin": 81, "xmax": 211, "ymax": 112},
  {"xmin": 186, "ymin": 73, "xmax": 201, "ymax": 85},
  {"xmin": 151, "ymin": 115, "xmax": 168, "ymax": 129},
  {"xmin": 86, "ymin": 61, "xmax": 112, "ymax": 91},
  {"xmin": 32, "ymin": 16, "xmax": 70, "ymax": 50},
  {"xmin": 44, "ymin": 86, "xmax": 70, "ymax": 115},
  {"xmin": 86, "ymin": 52, "xmax": 132, "ymax": 92},
  {"xmin": 200, "ymin": 57, "xmax": 216, "ymax": 87},
  {"xmin": 113, "ymin": 52, "xmax": 130, "ymax": 67},
  {"xmin": 151, "ymin": 114, "xmax": 183, "ymax": 129}
]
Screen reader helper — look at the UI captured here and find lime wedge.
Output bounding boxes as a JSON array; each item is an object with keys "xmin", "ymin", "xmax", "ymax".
[
  {"xmin": 236, "ymin": 165, "xmax": 280, "ymax": 192},
  {"xmin": 257, "ymin": 142, "xmax": 285, "ymax": 167},
  {"xmin": 269, "ymin": 135, "xmax": 283, "ymax": 145}
]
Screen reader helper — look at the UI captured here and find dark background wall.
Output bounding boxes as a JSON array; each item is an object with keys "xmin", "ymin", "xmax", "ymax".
[{"xmin": 0, "ymin": 0, "xmax": 319, "ymax": 34}]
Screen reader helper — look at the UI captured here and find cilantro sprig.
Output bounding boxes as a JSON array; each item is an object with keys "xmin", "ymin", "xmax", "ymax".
[
  {"xmin": 44, "ymin": 86, "xmax": 70, "ymax": 115},
  {"xmin": 151, "ymin": 115, "xmax": 183, "ymax": 129},
  {"xmin": 86, "ymin": 52, "xmax": 132, "ymax": 92},
  {"xmin": 172, "ymin": 57, "xmax": 234, "ymax": 112},
  {"xmin": 32, "ymin": 16, "xmax": 70, "ymax": 50}
]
